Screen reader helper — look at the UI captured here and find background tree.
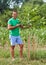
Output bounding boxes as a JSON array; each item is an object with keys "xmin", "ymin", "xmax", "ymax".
[
  {"xmin": 23, "ymin": 0, "xmax": 44, "ymax": 5},
  {"xmin": 0, "ymin": 0, "xmax": 10, "ymax": 13}
]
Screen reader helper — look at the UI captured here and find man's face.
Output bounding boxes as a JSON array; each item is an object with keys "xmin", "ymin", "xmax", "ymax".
[{"xmin": 12, "ymin": 11, "xmax": 17, "ymax": 19}]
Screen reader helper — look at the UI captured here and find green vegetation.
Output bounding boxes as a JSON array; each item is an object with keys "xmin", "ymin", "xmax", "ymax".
[
  {"xmin": 0, "ymin": 0, "xmax": 46, "ymax": 65},
  {"xmin": 0, "ymin": 2, "xmax": 46, "ymax": 46},
  {"xmin": 0, "ymin": 45, "xmax": 46, "ymax": 65},
  {"xmin": 0, "ymin": 27, "xmax": 46, "ymax": 46}
]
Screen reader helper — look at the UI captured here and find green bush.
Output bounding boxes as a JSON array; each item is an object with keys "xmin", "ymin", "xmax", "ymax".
[{"xmin": 0, "ymin": 27, "xmax": 9, "ymax": 46}]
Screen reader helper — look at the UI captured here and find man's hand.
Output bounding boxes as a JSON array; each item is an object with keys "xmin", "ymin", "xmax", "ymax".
[
  {"xmin": 16, "ymin": 24, "xmax": 21, "ymax": 27},
  {"xmin": 19, "ymin": 24, "xmax": 24, "ymax": 28},
  {"xmin": 20, "ymin": 24, "xmax": 31, "ymax": 29},
  {"xmin": 16, "ymin": 24, "xmax": 31, "ymax": 29},
  {"xmin": 27, "ymin": 25, "xmax": 31, "ymax": 28}
]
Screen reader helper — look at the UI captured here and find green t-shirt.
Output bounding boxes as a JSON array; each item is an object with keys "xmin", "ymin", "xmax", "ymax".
[{"xmin": 8, "ymin": 18, "xmax": 20, "ymax": 36}]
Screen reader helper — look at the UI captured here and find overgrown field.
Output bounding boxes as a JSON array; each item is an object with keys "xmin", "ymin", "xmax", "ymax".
[
  {"xmin": 0, "ymin": 26, "xmax": 46, "ymax": 65},
  {"xmin": 0, "ymin": 43, "xmax": 46, "ymax": 65},
  {"xmin": 0, "ymin": 1, "xmax": 46, "ymax": 65}
]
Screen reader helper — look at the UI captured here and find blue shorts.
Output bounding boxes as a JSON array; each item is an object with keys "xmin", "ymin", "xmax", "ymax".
[{"xmin": 9, "ymin": 35, "xmax": 23, "ymax": 46}]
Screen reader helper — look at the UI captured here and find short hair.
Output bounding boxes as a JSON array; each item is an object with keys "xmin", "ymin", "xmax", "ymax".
[{"xmin": 13, "ymin": 9, "xmax": 17, "ymax": 13}]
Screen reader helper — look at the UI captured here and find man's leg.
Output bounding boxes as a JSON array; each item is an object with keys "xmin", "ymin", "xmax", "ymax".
[
  {"xmin": 9, "ymin": 35, "xmax": 16, "ymax": 59},
  {"xmin": 10, "ymin": 46, "xmax": 15, "ymax": 59},
  {"xmin": 19, "ymin": 44, "xmax": 24, "ymax": 58}
]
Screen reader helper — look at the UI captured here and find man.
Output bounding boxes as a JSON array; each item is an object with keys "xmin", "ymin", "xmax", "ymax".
[{"xmin": 8, "ymin": 10, "xmax": 24, "ymax": 60}]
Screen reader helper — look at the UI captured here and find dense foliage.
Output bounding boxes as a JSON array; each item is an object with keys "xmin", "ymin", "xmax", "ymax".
[{"xmin": 0, "ymin": 1, "xmax": 46, "ymax": 46}]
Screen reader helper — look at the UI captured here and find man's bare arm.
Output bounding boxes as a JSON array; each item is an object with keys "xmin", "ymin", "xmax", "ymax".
[
  {"xmin": 8, "ymin": 24, "xmax": 20, "ymax": 30},
  {"xmin": 20, "ymin": 25, "xmax": 31, "ymax": 29}
]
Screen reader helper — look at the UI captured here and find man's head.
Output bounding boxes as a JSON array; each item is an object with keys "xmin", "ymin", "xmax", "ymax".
[{"xmin": 12, "ymin": 10, "xmax": 18, "ymax": 19}]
